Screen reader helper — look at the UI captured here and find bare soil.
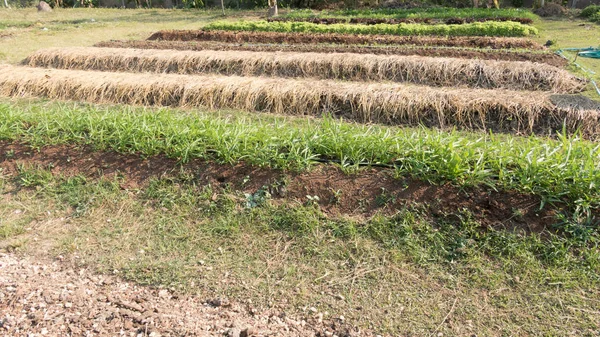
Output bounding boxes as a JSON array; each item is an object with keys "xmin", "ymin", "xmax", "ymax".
[
  {"xmin": 0, "ymin": 142, "xmax": 562, "ymax": 234},
  {"xmin": 147, "ymin": 30, "xmax": 544, "ymax": 50},
  {"xmin": 0, "ymin": 252, "xmax": 362, "ymax": 337},
  {"xmin": 96, "ymin": 40, "xmax": 567, "ymax": 67}
]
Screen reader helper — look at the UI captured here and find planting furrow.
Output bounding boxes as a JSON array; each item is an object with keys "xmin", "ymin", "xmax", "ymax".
[
  {"xmin": 24, "ymin": 47, "xmax": 582, "ymax": 93},
  {"xmin": 0, "ymin": 65, "xmax": 598, "ymax": 138},
  {"xmin": 96, "ymin": 40, "xmax": 567, "ymax": 68},
  {"xmin": 147, "ymin": 30, "xmax": 544, "ymax": 50}
]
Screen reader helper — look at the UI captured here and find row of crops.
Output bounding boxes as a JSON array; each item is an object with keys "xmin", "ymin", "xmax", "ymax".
[
  {"xmin": 285, "ymin": 7, "xmax": 538, "ymax": 20},
  {"xmin": 266, "ymin": 16, "xmax": 535, "ymax": 25},
  {"xmin": 204, "ymin": 20, "xmax": 538, "ymax": 37}
]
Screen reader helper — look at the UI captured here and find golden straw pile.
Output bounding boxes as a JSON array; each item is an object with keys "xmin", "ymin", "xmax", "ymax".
[
  {"xmin": 24, "ymin": 47, "xmax": 585, "ymax": 93},
  {"xmin": 1, "ymin": 65, "xmax": 598, "ymax": 137}
]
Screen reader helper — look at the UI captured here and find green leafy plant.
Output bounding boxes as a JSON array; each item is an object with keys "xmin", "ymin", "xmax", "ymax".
[
  {"xmin": 204, "ymin": 20, "xmax": 538, "ymax": 37},
  {"xmin": 285, "ymin": 7, "xmax": 537, "ymax": 20},
  {"xmin": 245, "ymin": 186, "xmax": 271, "ymax": 208},
  {"xmin": 0, "ymin": 102, "xmax": 599, "ymax": 213}
]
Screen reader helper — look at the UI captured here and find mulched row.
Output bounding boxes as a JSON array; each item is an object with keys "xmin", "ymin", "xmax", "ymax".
[{"xmin": 97, "ymin": 39, "xmax": 565, "ymax": 67}]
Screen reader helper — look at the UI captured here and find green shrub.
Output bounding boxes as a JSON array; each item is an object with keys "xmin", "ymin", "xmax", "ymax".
[
  {"xmin": 204, "ymin": 20, "xmax": 538, "ymax": 37},
  {"xmin": 581, "ymin": 5, "xmax": 600, "ymax": 18}
]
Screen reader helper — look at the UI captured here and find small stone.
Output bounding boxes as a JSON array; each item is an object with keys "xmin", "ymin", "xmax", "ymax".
[
  {"xmin": 226, "ymin": 328, "xmax": 241, "ymax": 337},
  {"xmin": 240, "ymin": 327, "xmax": 254, "ymax": 337},
  {"xmin": 309, "ymin": 307, "xmax": 317, "ymax": 313}
]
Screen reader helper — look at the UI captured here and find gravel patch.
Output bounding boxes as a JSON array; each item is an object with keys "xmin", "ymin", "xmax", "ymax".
[{"xmin": 0, "ymin": 253, "xmax": 364, "ymax": 337}]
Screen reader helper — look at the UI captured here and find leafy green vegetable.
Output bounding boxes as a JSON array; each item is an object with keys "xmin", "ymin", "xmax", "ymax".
[{"xmin": 204, "ymin": 20, "xmax": 538, "ymax": 37}]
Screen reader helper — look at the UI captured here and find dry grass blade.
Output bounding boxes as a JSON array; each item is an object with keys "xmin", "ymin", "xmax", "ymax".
[
  {"xmin": 0, "ymin": 65, "xmax": 598, "ymax": 138},
  {"xmin": 25, "ymin": 47, "xmax": 585, "ymax": 93},
  {"xmin": 95, "ymin": 40, "xmax": 568, "ymax": 68}
]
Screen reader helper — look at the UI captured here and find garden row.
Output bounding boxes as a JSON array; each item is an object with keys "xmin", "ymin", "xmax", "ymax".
[
  {"xmin": 97, "ymin": 40, "xmax": 566, "ymax": 67},
  {"xmin": 203, "ymin": 20, "xmax": 538, "ymax": 37},
  {"xmin": 267, "ymin": 16, "xmax": 534, "ymax": 26},
  {"xmin": 1, "ymin": 101, "xmax": 600, "ymax": 211},
  {"xmin": 147, "ymin": 30, "xmax": 544, "ymax": 49},
  {"xmin": 285, "ymin": 7, "xmax": 538, "ymax": 20}
]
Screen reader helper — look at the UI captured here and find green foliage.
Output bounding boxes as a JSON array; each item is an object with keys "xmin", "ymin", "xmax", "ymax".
[
  {"xmin": 285, "ymin": 7, "xmax": 538, "ymax": 20},
  {"xmin": 580, "ymin": 5, "xmax": 600, "ymax": 18},
  {"xmin": 205, "ymin": 20, "xmax": 537, "ymax": 37},
  {"xmin": 0, "ymin": 102, "xmax": 599, "ymax": 212},
  {"xmin": 16, "ymin": 164, "xmax": 54, "ymax": 188}
]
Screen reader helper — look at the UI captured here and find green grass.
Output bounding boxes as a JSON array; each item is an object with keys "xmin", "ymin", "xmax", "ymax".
[
  {"xmin": 533, "ymin": 17, "xmax": 600, "ymax": 100},
  {"xmin": 285, "ymin": 7, "xmax": 538, "ymax": 20},
  {"xmin": 1, "ymin": 165, "xmax": 599, "ymax": 335},
  {"xmin": 0, "ymin": 8, "xmax": 260, "ymax": 64},
  {"xmin": 204, "ymin": 19, "xmax": 538, "ymax": 36},
  {"xmin": 0, "ymin": 100, "xmax": 599, "ymax": 212}
]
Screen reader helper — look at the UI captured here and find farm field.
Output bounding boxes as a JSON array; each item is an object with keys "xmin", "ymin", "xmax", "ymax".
[{"xmin": 1, "ymin": 6, "xmax": 600, "ymax": 337}]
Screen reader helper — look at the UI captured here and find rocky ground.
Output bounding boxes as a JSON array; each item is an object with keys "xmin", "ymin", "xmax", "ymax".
[{"xmin": 0, "ymin": 253, "xmax": 365, "ymax": 337}]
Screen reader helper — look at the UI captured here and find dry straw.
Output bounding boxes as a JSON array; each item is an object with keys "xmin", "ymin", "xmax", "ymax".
[
  {"xmin": 95, "ymin": 40, "xmax": 567, "ymax": 68},
  {"xmin": 25, "ymin": 47, "xmax": 584, "ymax": 93},
  {"xmin": 1, "ymin": 65, "xmax": 598, "ymax": 137}
]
